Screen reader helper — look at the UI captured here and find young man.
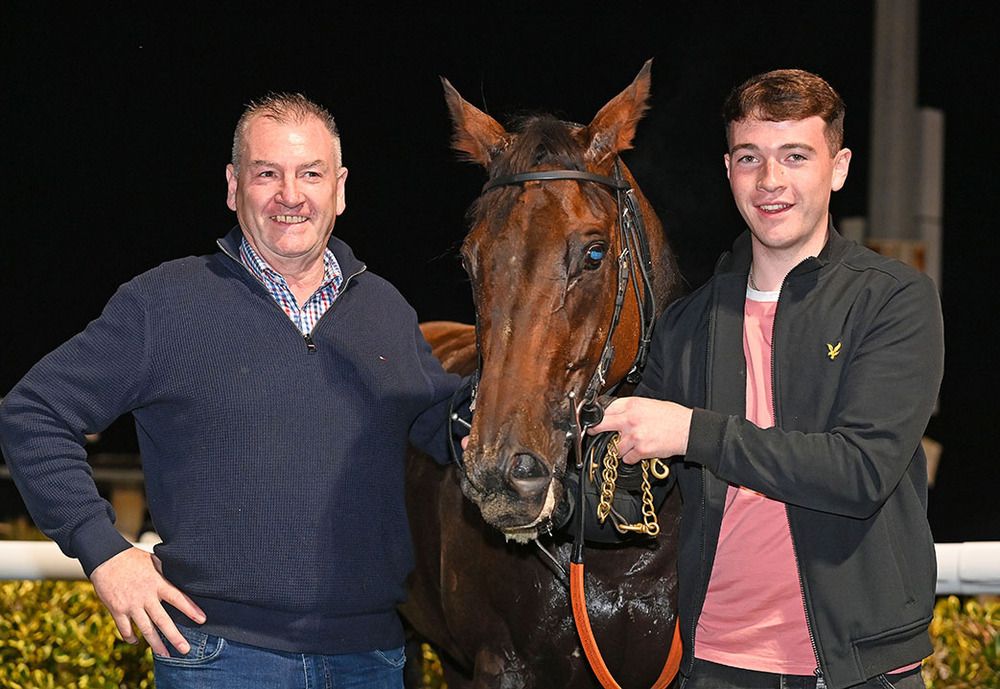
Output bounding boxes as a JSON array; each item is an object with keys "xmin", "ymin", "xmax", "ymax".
[
  {"xmin": 0, "ymin": 93, "xmax": 461, "ymax": 688},
  {"xmin": 591, "ymin": 70, "xmax": 943, "ymax": 689}
]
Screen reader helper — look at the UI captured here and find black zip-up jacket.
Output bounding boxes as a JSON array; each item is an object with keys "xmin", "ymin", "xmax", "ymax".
[{"xmin": 636, "ymin": 227, "xmax": 944, "ymax": 689}]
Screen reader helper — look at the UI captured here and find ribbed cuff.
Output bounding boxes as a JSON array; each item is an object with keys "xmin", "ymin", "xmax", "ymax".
[
  {"xmin": 686, "ymin": 408, "xmax": 727, "ymax": 473},
  {"xmin": 69, "ymin": 517, "xmax": 134, "ymax": 577}
]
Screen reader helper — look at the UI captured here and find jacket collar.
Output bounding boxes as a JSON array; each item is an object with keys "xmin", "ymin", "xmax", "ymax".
[
  {"xmin": 216, "ymin": 225, "xmax": 366, "ymax": 278},
  {"xmin": 715, "ymin": 219, "xmax": 851, "ymax": 281},
  {"xmin": 706, "ymin": 221, "xmax": 852, "ymax": 426}
]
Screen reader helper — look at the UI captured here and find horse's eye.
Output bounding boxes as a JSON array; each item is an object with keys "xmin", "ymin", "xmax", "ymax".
[{"xmin": 583, "ymin": 243, "xmax": 607, "ymax": 270}]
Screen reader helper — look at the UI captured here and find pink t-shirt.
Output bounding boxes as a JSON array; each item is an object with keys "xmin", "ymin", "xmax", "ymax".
[{"xmin": 693, "ymin": 286, "xmax": 817, "ymax": 674}]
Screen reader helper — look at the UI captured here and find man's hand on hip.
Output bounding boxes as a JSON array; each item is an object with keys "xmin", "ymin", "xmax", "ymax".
[{"xmin": 89, "ymin": 546, "xmax": 206, "ymax": 656}]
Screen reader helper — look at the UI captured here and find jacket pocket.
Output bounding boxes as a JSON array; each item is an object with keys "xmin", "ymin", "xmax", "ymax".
[{"xmin": 852, "ymin": 615, "xmax": 932, "ymax": 680}]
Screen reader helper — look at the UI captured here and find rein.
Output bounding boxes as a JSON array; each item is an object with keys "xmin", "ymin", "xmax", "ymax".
[{"xmin": 451, "ymin": 159, "xmax": 681, "ymax": 689}]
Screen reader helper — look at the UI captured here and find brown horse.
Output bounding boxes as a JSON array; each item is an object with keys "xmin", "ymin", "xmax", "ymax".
[{"xmin": 403, "ymin": 61, "xmax": 684, "ymax": 689}]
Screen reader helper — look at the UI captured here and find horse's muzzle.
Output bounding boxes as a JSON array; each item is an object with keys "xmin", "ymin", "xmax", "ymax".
[{"xmin": 459, "ymin": 449, "xmax": 560, "ymax": 535}]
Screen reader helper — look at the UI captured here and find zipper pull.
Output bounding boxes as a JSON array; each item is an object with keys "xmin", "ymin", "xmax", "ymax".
[
  {"xmin": 814, "ymin": 668, "xmax": 826, "ymax": 689},
  {"xmin": 304, "ymin": 333, "xmax": 317, "ymax": 354}
]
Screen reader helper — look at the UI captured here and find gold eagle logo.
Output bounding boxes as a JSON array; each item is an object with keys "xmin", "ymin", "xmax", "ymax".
[{"xmin": 826, "ymin": 342, "xmax": 842, "ymax": 361}]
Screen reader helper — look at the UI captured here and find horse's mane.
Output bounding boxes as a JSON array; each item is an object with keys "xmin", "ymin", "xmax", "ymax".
[{"xmin": 470, "ymin": 115, "xmax": 608, "ymax": 227}]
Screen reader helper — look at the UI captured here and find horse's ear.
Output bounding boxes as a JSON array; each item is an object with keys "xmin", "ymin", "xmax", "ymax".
[
  {"xmin": 584, "ymin": 59, "xmax": 653, "ymax": 165},
  {"xmin": 441, "ymin": 77, "xmax": 509, "ymax": 167}
]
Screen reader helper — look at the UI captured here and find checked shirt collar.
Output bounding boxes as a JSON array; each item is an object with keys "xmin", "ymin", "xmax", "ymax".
[{"xmin": 239, "ymin": 236, "xmax": 344, "ymax": 335}]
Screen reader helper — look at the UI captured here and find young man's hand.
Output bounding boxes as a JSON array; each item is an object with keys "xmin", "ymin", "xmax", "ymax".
[{"xmin": 588, "ymin": 397, "xmax": 693, "ymax": 464}]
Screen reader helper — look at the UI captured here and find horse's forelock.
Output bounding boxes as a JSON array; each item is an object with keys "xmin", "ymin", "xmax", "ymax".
[
  {"xmin": 497, "ymin": 115, "xmax": 586, "ymax": 175},
  {"xmin": 469, "ymin": 115, "xmax": 607, "ymax": 226}
]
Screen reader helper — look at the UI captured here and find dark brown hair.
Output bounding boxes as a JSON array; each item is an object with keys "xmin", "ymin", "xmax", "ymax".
[{"xmin": 723, "ymin": 69, "xmax": 845, "ymax": 154}]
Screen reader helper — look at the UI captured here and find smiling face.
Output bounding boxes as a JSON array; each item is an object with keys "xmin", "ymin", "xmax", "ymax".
[
  {"xmin": 725, "ymin": 115, "xmax": 851, "ymax": 264},
  {"xmin": 226, "ymin": 114, "xmax": 347, "ymax": 273}
]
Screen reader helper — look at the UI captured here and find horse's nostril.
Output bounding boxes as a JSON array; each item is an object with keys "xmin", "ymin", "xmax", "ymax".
[{"xmin": 510, "ymin": 453, "xmax": 547, "ymax": 480}]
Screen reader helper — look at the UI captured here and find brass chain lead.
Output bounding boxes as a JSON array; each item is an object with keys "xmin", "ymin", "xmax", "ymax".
[
  {"xmin": 596, "ymin": 434, "xmax": 619, "ymax": 523},
  {"xmin": 594, "ymin": 434, "xmax": 668, "ymax": 537},
  {"xmin": 649, "ymin": 457, "xmax": 670, "ymax": 480},
  {"xmin": 638, "ymin": 461, "xmax": 659, "ymax": 537}
]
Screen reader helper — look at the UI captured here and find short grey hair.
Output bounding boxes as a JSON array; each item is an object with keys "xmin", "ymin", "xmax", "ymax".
[{"xmin": 231, "ymin": 92, "xmax": 342, "ymax": 171}]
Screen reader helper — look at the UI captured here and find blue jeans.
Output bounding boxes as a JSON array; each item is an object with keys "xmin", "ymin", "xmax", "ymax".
[
  {"xmin": 153, "ymin": 624, "xmax": 405, "ymax": 689},
  {"xmin": 679, "ymin": 658, "xmax": 924, "ymax": 689}
]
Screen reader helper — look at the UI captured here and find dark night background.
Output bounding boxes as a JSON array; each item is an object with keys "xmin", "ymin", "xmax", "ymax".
[{"xmin": 2, "ymin": 2, "xmax": 998, "ymax": 541}]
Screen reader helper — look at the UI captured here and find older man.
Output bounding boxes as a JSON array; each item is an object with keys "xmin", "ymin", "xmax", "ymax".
[{"xmin": 0, "ymin": 93, "xmax": 460, "ymax": 688}]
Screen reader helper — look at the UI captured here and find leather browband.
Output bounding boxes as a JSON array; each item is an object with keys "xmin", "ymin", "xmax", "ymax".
[{"xmin": 482, "ymin": 170, "xmax": 631, "ymax": 193}]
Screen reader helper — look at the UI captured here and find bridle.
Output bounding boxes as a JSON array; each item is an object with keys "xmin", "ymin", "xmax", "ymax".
[
  {"xmin": 483, "ymin": 160, "xmax": 657, "ymax": 410},
  {"xmin": 448, "ymin": 158, "xmax": 680, "ymax": 689},
  {"xmin": 451, "ymin": 158, "xmax": 658, "ymax": 477}
]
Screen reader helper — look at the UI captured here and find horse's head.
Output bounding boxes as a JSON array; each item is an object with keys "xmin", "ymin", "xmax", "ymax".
[{"xmin": 443, "ymin": 61, "xmax": 678, "ymax": 539}]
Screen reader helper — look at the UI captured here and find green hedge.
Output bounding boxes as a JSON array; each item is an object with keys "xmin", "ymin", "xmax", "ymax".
[
  {"xmin": 1, "ymin": 578, "xmax": 996, "ymax": 688},
  {"xmin": 925, "ymin": 595, "xmax": 999, "ymax": 689},
  {"xmin": 0, "ymin": 580, "xmax": 153, "ymax": 689},
  {"xmin": 0, "ymin": 579, "xmax": 445, "ymax": 689}
]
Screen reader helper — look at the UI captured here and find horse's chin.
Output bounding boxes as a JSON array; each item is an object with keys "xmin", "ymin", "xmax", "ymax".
[
  {"xmin": 502, "ymin": 527, "xmax": 542, "ymax": 544},
  {"xmin": 501, "ymin": 481, "xmax": 558, "ymax": 543},
  {"xmin": 470, "ymin": 479, "xmax": 560, "ymax": 542}
]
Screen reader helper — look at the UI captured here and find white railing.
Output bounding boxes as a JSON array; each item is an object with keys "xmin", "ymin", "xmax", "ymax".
[
  {"xmin": 1, "ymin": 539, "xmax": 998, "ymax": 593},
  {"xmin": 0, "ymin": 537, "xmax": 157, "ymax": 580},
  {"xmin": 933, "ymin": 542, "xmax": 1000, "ymax": 594}
]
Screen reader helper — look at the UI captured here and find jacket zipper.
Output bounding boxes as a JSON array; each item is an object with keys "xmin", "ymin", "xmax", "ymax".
[
  {"xmin": 772, "ymin": 270, "xmax": 825, "ymax": 688},
  {"xmin": 687, "ymin": 280, "xmax": 721, "ymax": 671},
  {"xmin": 688, "ymin": 466, "xmax": 708, "ymax": 669},
  {"xmin": 788, "ymin": 519, "xmax": 825, "ymax": 688},
  {"xmin": 217, "ymin": 239, "xmax": 367, "ymax": 354}
]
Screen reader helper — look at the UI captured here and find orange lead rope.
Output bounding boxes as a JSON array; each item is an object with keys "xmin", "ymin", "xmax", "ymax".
[
  {"xmin": 570, "ymin": 401, "xmax": 682, "ymax": 688},
  {"xmin": 570, "ymin": 562, "xmax": 682, "ymax": 688}
]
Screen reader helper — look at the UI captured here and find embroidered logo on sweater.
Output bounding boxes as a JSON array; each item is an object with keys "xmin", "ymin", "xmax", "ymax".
[{"xmin": 826, "ymin": 342, "xmax": 843, "ymax": 360}]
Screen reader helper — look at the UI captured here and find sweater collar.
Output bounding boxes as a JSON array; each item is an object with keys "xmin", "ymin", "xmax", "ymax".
[{"xmin": 216, "ymin": 225, "xmax": 366, "ymax": 279}]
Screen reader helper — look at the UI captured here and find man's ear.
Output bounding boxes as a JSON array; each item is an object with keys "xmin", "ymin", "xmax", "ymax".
[
  {"xmin": 831, "ymin": 148, "xmax": 851, "ymax": 192},
  {"xmin": 335, "ymin": 167, "xmax": 348, "ymax": 216},
  {"xmin": 226, "ymin": 164, "xmax": 238, "ymax": 211}
]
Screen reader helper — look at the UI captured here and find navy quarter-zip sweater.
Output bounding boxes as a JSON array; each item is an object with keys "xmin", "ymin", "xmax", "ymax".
[{"xmin": 0, "ymin": 227, "xmax": 461, "ymax": 654}]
